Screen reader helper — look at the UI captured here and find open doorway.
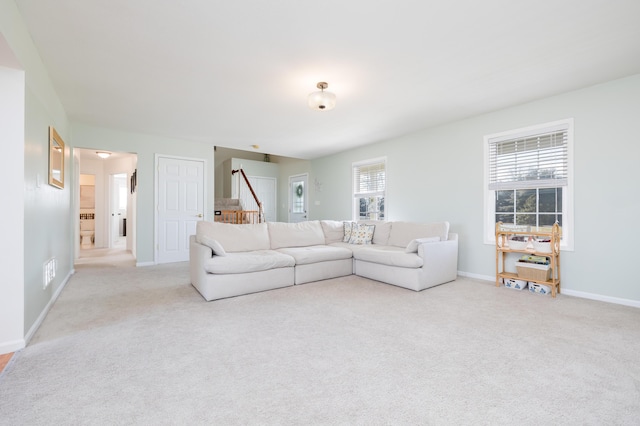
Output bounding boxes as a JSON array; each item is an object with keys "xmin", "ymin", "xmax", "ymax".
[
  {"xmin": 75, "ymin": 149, "xmax": 137, "ymax": 267},
  {"xmin": 110, "ymin": 173, "xmax": 127, "ymax": 249}
]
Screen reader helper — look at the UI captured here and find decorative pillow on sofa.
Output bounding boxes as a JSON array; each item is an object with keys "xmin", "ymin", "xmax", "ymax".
[
  {"xmin": 343, "ymin": 221, "xmax": 356, "ymax": 242},
  {"xmin": 348, "ymin": 224, "xmax": 375, "ymax": 245},
  {"xmin": 198, "ymin": 235, "xmax": 227, "ymax": 256},
  {"xmin": 358, "ymin": 220, "xmax": 391, "ymax": 245},
  {"xmin": 404, "ymin": 237, "xmax": 441, "ymax": 253}
]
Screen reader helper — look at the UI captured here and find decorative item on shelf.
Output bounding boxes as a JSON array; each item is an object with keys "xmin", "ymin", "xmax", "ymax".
[
  {"xmin": 504, "ymin": 278, "xmax": 528, "ymax": 290},
  {"xmin": 532, "ymin": 239, "xmax": 552, "ymax": 253},
  {"xmin": 308, "ymin": 82, "xmax": 336, "ymax": 111},
  {"xmin": 519, "ymin": 255, "xmax": 550, "ymax": 265},
  {"xmin": 516, "ymin": 261, "xmax": 551, "ymax": 281},
  {"xmin": 508, "ymin": 235, "xmax": 530, "ymax": 250},
  {"xmin": 529, "ymin": 283, "xmax": 552, "ymax": 295}
]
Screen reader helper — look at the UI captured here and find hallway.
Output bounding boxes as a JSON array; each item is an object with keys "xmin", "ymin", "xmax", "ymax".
[{"xmin": 75, "ymin": 237, "xmax": 135, "ymax": 268}]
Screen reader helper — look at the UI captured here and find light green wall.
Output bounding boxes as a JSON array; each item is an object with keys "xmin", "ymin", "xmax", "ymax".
[
  {"xmin": 23, "ymin": 87, "xmax": 72, "ymax": 333},
  {"xmin": 311, "ymin": 74, "xmax": 640, "ymax": 303},
  {"xmin": 72, "ymin": 123, "xmax": 216, "ymax": 264},
  {"xmin": 1, "ymin": 0, "xmax": 72, "ymax": 342}
]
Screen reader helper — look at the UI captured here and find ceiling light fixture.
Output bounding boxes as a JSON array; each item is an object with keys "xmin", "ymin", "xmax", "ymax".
[
  {"xmin": 308, "ymin": 82, "xmax": 336, "ymax": 111},
  {"xmin": 96, "ymin": 151, "xmax": 111, "ymax": 159}
]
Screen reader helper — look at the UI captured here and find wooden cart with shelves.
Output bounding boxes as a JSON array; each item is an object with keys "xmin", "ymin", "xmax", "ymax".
[{"xmin": 495, "ymin": 222, "xmax": 561, "ymax": 297}]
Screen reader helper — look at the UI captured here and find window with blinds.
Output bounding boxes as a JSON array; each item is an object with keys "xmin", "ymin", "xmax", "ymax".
[
  {"xmin": 353, "ymin": 158, "xmax": 386, "ymax": 221},
  {"xmin": 484, "ymin": 119, "xmax": 573, "ymax": 249},
  {"xmin": 488, "ymin": 124, "xmax": 568, "ymax": 191}
]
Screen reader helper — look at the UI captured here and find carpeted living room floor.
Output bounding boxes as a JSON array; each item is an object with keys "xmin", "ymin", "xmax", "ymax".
[{"xmin": 1, "ymin": 261, "xmax": 639, "ymax": 425}]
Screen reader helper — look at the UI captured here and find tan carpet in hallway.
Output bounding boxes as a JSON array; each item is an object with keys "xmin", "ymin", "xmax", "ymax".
[{"xmin": 1, "ymin": 262, "xmax": 639, "ymax": 425}]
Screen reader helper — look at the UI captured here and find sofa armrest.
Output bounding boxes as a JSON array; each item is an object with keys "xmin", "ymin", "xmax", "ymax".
[
  {"xmin": 190, "ymin": 235, "xmax": 212, "ymax": 288},
  {"xmin": 417, "ymin": 233, "xmax": 458, "ymax": 286}
]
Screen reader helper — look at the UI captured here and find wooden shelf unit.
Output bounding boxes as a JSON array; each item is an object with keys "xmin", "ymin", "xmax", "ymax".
[{"xmin": 495, "ymin": 222, "xmax": 562, "ymax": 297}]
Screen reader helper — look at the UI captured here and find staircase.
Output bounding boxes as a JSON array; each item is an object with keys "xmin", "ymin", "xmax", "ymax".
[{"xmin": 214, "ymin": 198, "xmax": 260, "ymax": 224}]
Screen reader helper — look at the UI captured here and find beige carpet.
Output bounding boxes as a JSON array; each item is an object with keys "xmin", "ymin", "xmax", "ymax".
[{"xmin": 1, "ymin": 262, "xmax": 639, "ymax": 425}]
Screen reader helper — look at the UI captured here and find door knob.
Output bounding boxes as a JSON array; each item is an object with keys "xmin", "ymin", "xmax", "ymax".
[{"xmin": 196, "ymin": 214, "xmax": 203, "ymax": 218}]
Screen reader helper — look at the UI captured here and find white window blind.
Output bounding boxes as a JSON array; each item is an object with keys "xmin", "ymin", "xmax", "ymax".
[
  {"xmin": 488, "ymin": 125, "xmax": 568, "ymax": 190},
  {"xmin": 354, "ymin": 161, "xmax": 385, "ymax": 196}
]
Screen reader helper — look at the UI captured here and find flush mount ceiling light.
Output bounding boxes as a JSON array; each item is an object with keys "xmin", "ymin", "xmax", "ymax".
[
  {"xmin": 96, "ymin": 151, "xmax": 111, "ymax": 159},
  {"xmin": 308, "ymin": 82, "xmax": 336, "ymax": 111}
]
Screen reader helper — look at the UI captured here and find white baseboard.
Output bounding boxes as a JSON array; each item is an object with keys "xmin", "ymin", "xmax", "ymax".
[
  {"xmin": 0, "ymin": 338, "xmax": 26, "ymax": 355},
  {"xmin": 457, "ymin": 270, "xmax": 495, "ymax": 282},
  {"xmin": 136, "ymin": 261, "xmax": 156, "ymax": 267},
  {"xmin": 458, "ymin": 270, "xmax": 640, "ymax": 309},
  {"xmin": 561, "ymin": 289, "xmax": 640, "ymax": 308},
  {"xmin": 24, "ymin": 270, "xmax": 74, "ymax": 346}
]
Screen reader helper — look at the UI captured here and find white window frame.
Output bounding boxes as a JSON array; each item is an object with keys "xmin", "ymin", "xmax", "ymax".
[
  {"xmin": 483, "ymin": 119, "xmax": 574, "ymax": 250},
  {"xmin": 352, "ymin": 157, "xmax": 387, "ymax": 221}
]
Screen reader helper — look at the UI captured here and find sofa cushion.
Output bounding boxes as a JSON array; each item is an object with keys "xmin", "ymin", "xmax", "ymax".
[
  {"xmin": 203, "ymin": 250, "xmax": 295, "ymax": 274},
  {"xmin": 197, "ymin": 221, "xmax": 270, "ymax": 253},
  {"xmin": 354, "ymin": 246, "xmax": 424, "ymax": 268},
  {"xmin": 358, "ymin": 220, "xmax": 392, "ymax": 245},
  {"xmin": 405, "ymin": 236, "xmax": 441, "ymax": 253},
  {"xmin": 320, "ymin": 220, "xmax": 346, "ymax": 244},
  {"xmin": 198, "ymin": 235, "xmax": 227, "ymax": 256},
  {"xmin": 387, "ymin": 221, "xmax": 450, "ymax": 248},
  {"xmin": 343, "ymin": 221, "xmax": 356, "ymax": 242},
  {"xmin": 328, "ymin": 241, "xmax": 372, "ymax": 254},
  {"xmin": 277, "ymin": 245, "xmax": 353, "ymax": 265},
  {"xmin": 268, "ymin": 221, "xmax": 325, "ymax": 249},
  {"xmin": 348, "ymin": 223, "xmax": 375, "ymax": 245}
]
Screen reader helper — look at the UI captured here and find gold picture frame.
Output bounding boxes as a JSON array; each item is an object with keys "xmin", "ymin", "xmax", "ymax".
[{"xmin": 49, "ymin": 126, "xmax": 65, "ymax": 189}]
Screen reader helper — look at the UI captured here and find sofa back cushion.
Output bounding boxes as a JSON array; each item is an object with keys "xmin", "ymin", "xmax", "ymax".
[
  {"xmin": 358, "ymin": 220, "xmax": 392, "ymax": 245},
  {"xmin": 196, "ymin": 221, "xmax": 270, "ymax": 253},
  {"xmin": 320, "ymin": 220, "xmax": 346, "ymax": 244},
  {"xmin": 387, "ymin": 221, "xmax": 450, "ymax": 248},
  {"xmin": 268, "ymin": 221, "xmax": 326, "ymax": 249}
]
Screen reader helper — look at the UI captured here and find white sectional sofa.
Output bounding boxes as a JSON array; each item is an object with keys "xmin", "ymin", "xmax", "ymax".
[{"xmin": 190, "ymin": 219, "xmax": 458, "ymax": 301}]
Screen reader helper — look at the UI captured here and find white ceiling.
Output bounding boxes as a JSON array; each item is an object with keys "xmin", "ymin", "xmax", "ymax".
[{"xmin": 14, "ymin": 0, "xmax": 640, "ymax": 159}]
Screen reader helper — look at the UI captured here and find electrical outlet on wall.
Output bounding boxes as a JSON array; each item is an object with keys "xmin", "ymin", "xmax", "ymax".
[{"xmin": 43, "ymin": 257, "xmax": 56, "ymax": 289}]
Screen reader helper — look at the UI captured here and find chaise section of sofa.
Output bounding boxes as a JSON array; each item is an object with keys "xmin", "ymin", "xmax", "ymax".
[
  {"xmin": 190, "ymin": 221, "xmax": 295, "ymax": 301},
  {"xmin": 352, "ymin": 221, "xmax": 458, "ymax": 291}
]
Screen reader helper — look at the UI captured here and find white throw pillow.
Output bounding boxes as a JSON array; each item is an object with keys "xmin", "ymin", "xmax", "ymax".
[
  {"xmin": 343, "ymin": 221, "xmax": 356, "ymax": 242},
  {"xmin": 348, "ymin": 224, "xmax": 375, "ymax": 245},
  {"xmin": 405, "ymin": 236, "xmax": 441, "ymax": 253},
  {"xmin": 198, "ymin": 235, "xmax": 227, "ymax": 256},
  {"xmin": 388, "ymin": 221, "xmax": 450, "ymax": 248}
]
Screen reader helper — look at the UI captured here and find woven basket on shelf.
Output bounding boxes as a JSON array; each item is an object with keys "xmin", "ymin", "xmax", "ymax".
[{"xmin": 516, "ymin": 262, "xmax": 551, "ymax": 281}]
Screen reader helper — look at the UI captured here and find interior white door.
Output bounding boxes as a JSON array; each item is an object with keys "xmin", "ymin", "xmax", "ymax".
[
  {"xmin": 110, "ymin": 173, "xmax": 127, "ymax": 247},
  {"xmin": 289, "ymin": 174, "xmax": 308, "ymax": 223},
  {"xmin": 247, "ymin": 176, "xmax": 277, "ymax": 222},
  {"xmin": 157, "ymin": 157, "xmax": 204, "ymax": 263}
]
